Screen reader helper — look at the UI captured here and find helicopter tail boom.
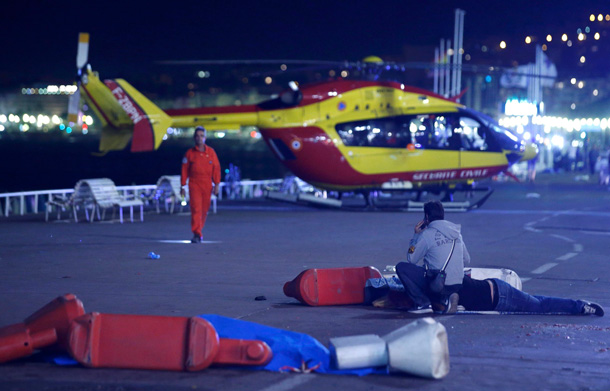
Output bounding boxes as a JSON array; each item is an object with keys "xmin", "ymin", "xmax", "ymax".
[{"xmin": 80, "ymin": 68, "xmax": 172, "ymax": 152}]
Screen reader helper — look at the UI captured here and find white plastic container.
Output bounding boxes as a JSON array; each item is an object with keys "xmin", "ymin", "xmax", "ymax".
[
  {"xmin": 382, "ymin": 317, "xmax": 449, "ymax": 379},
  {"xmin": 329, "ymin": 334, "xmax": 388, "ymax": 369}
]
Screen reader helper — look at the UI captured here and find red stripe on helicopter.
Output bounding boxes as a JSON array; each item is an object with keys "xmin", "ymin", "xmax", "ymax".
[
  {"xmin": 104, "ymin": 80, "xmax": 154, "ymax": 152},
  {"xmin": 81, "ymin": 85, "xmax": 118, "ymax": 130}
]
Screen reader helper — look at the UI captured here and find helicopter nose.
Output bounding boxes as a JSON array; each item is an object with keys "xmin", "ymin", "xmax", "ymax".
[{"xmin": 519, "ymin": 142, "xmax": 538, "ymax": 162}]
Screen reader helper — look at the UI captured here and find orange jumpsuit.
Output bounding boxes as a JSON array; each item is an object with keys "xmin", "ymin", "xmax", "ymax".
[{"xmin": 181, "ymin": 146, "xmax": 221, "ymax": 238}]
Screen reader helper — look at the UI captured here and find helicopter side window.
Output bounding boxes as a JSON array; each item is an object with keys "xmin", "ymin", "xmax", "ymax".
[
  {"xmin": 421, "ymin": 114, "xmax": 461, "ymax": 151},
  {"xmin": 368, "ymin": 121, "xmax": 387, "ymax": 147},
  {"xmin": 459, "ymin": 117, "xmax": 497, "ymax": 151},
  {"xmin": 336, "ymin": 123, "xmax": 367, "ymax": 146},
  {"xmin": 405, "ymin": 116, "xmax": 431, "ymax": 149},
  {"xmin": 335, "ymin": 117, "xmax": 411, "ymax": 148}
]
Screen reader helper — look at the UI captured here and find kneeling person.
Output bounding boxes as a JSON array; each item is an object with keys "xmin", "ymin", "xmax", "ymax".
[{"xmin": 396, "ymin": 200, "xmax": 470, "ymax": 314}]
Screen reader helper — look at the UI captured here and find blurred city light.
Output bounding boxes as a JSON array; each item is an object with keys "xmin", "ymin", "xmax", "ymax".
[
  {"xmin": 499, "ymin": 41, "xmax": 507, "ymax": 49},
  {"xmin": 562, "ymin": 33, "xmax": 568, "ymax": 41},
  {"xmin": 525, "ymin": 36, "xmax": 531, "ymax": 44},
  {"xmin": 21, "ymin": 85, "xmax": 78, "ymax": 95},
  {"xmin": 546, "ymin": 34, "xmax": 552, "ymax": 42},
  {"xmin": 551, "ymin": 135, "xmax": 564, "ymax": 148}
]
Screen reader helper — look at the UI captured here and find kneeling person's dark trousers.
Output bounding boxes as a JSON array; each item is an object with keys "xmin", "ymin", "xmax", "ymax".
[{"xmin": 396, "ymin": 262, "xmax": 461, "ymax": 307}]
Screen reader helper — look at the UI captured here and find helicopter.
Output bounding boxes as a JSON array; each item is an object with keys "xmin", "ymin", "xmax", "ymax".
[{"xmin": 68, "ymin": 33, "xmax": 537, "ymax": 209}]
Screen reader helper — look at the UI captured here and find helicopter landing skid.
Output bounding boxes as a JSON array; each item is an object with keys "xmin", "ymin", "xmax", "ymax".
[
  {"xmin": 267, "ymin": 186, "xmax": 494, "ymax": 212},
  {"xmin": 266, "ymin": 191, "xmax": 343, "ymax": 208},
  {"xmin": 361, "ymin": 186, "xmax": 494, "ymax": 212},
  {"xmin": 405, "ymin": 187, "xmax": 494, "ymax": 212}
]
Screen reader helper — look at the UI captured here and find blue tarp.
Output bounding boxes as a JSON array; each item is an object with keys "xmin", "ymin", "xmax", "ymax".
[{"xmin": 201, "ymin": 314, "xmax": 388, "ymax": 375}]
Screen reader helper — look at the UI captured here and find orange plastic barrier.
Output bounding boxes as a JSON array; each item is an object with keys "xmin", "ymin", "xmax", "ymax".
[
  {"xmin": 283, "ymin": 266, "xmax": 382, "ymax": 306},
  {"xmin": 0, "ymin": 293, "xmax": 85, "ymax": 363},
  {"xmin": 69, "ymin": 313, "xmax": 219, "ymax": 371},
  {"xmin": 215, "ymin": 338, "xmax": 273, "ymax": 366},
  {"xmin": 0, "ymin": 325, "xmax": 57, "ymax": 363},
  {"xmin": 68, "ymin": 313, "xmax": 273, "ymax": 371}
]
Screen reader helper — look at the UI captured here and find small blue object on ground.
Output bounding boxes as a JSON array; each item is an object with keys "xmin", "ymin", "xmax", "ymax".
[{"xmin": 148, "ymin": 252, "xmax": 161, "ymax": 259}]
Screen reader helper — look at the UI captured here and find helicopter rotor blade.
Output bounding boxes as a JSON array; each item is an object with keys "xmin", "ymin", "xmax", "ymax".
[
  {"xmin": 76, "ymin": 33, "xmax": 90, "ymax": 70},
  {"xmin": 156, "ymin": 59, "xmax": 343, "ymax": 66},
  {"xmin": 68, "ymin": 33, "xmax": 89, "ymax": 124},
  {"xmin": 67, "ymin": 89, "xmax": 80, "ymax": 124}
]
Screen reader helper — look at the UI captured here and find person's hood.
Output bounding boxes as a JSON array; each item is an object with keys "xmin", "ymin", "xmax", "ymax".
[{"xmin": 427, "ymin": 220, "xmax": 461, "ymax": 239}]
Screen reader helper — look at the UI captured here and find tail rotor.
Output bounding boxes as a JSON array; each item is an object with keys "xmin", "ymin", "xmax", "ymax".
[{"xmin": 67, "ymin": 33, "xmax": 89, "ymax": 124}]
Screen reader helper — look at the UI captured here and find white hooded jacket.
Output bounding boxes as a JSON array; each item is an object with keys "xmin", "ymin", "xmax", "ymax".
[{"xmin": 406, "ymin": 219, "xmax": 470, "ymax": 286}]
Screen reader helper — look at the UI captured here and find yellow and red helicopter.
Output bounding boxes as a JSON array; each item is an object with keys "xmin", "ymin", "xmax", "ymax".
[{"xmin": 69, "ymin": 33, "xmax": 537, "ymax": 209}]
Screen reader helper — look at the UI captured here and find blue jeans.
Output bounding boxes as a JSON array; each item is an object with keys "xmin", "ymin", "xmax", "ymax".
[{"xmin": 494, "ymin": 279, "xmax": 585, "ymax": 314}]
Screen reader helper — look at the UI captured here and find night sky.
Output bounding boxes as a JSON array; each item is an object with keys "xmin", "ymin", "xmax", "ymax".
[{"xmin": 1, "ymin": 0, "xmax": 608, "ymax": 87}]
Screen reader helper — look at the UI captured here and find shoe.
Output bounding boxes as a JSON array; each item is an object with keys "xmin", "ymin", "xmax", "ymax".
[
  {"xmin": 407, "ymin": 304, "xmax": 433, "ymax": 314},
  {"xmin": 191, "ymin": 235, "xmax": 203, "ymax": 244},
  {"xmin": 582, "ymin": 302, "xmax": 604, "ymax": 316},
  {"xmin": 445, "ymin": 293, "xmax": 459, "ymax": 314},
  {"xmin": 432, "ymin": 293, "xmax": 460, "ymax": 314}
]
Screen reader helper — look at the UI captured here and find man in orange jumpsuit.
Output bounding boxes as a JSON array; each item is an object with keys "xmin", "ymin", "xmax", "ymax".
[{"xmin": 181, "ymin": 126, "xmax": 221, "ymax": 243}]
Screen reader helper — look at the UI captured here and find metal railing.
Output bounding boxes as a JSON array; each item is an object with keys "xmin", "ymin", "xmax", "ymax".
[{"xmin": 0, "ymin": 178, "xmax": 284, "ymax": 218}]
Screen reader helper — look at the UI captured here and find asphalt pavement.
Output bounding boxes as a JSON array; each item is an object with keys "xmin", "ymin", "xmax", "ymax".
[{"xmin": 1, "ymin": 173, "xmax": 609, "ymax": 390}]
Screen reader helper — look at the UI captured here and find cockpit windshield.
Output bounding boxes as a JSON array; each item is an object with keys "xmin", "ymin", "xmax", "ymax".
[{"xmin": 461, "ymin": 108, "xmax": 525, "ymax": 152}]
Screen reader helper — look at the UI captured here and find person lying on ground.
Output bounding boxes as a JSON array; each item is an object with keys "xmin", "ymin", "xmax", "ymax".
[{"xmin": 369, "ymin": 275, "xmax": 604, "ymax": 316}]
